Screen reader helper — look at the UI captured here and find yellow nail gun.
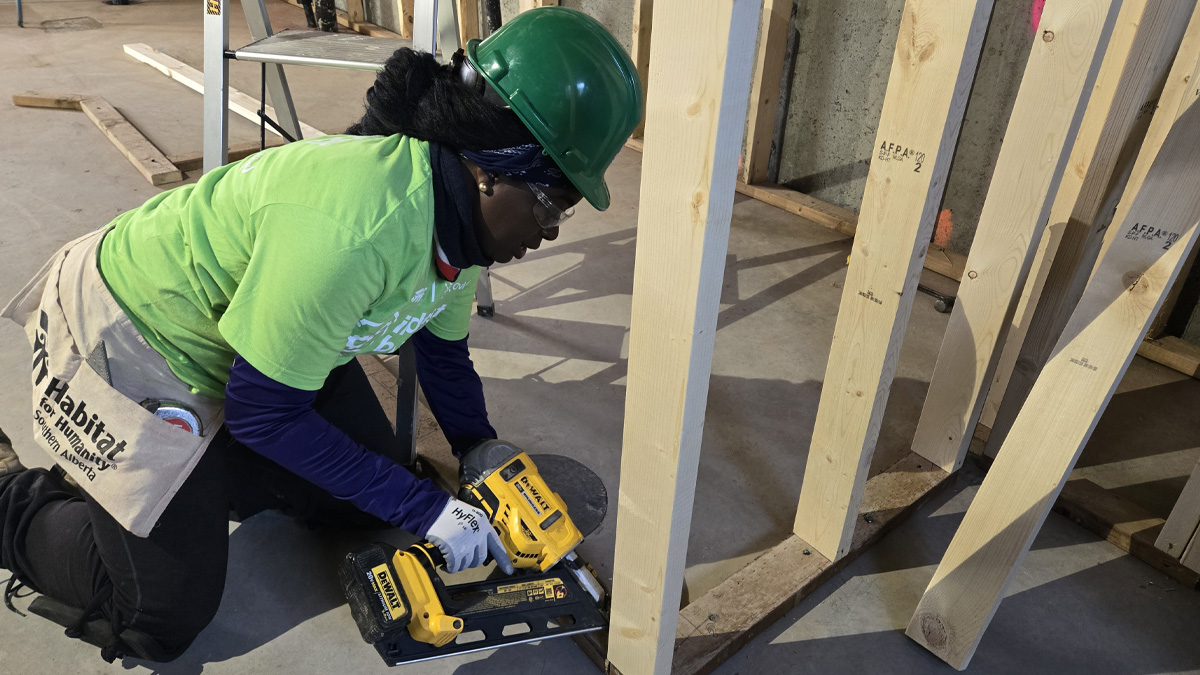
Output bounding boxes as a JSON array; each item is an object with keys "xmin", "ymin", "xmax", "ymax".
[{"xmin": 338, "ymin": 441, "xmax": 607, "ymax": 666}]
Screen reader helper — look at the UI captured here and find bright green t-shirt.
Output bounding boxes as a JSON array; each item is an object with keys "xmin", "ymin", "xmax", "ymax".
[{"xmin": 98, "ymin": 135, "xmax": 479, "ymax": 398}]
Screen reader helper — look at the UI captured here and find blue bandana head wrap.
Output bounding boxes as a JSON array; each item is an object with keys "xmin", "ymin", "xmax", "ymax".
[{"xmin": 459, "ymin": 144, "xmax": 571, "ymax": 188}]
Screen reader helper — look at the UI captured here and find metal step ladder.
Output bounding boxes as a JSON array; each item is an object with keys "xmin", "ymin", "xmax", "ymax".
[
  {"xmin": 202, "ymin": 0, "xmax": 460, "ymax": 171},
  {"xmin": 203, "ymin": 0, "xmax": 496, "ymax": 464}
]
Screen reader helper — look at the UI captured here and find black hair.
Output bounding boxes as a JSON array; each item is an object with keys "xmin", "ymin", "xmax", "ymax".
[{"xmin": 345, "ymin": 48, "xmax": 537, "ymax": 151}]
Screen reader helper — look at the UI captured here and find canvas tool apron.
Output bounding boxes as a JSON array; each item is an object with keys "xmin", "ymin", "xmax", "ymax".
[{"xmin": 1, "ymin": 228, "xmax": 224, "ymax": 537}]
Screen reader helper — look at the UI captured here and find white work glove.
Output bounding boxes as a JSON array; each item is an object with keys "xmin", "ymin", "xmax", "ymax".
[{"xmin": 425, "ymin": 498, "xmax": 515, "ymax": 575}]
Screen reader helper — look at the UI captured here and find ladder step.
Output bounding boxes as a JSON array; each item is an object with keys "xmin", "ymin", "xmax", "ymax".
[{"xmin": 233, "ymin": 29, "xmax": 416, "ymax": 71}]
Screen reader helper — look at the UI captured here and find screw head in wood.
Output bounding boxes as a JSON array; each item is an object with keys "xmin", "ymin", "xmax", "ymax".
[
  {"xmin": 708, "ymin": 613, "xmax": 719, "ymax": 622},
  {"xmin": 802, "ymin": 548, "xmax": 811, "ymax": 555},
  {"xmin": 863, "ymin": 515, "xmax": 875, "ymax": 524}
]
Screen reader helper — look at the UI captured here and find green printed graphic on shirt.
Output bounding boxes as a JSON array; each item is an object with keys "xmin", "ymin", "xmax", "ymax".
[{"xmin": 341, "ymin": 269, "xmax": 479, "ymax": 357}]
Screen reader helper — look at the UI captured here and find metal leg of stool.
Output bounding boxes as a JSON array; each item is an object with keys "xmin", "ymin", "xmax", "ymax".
[
  {"xmin": 394, "ymin": 340, "xmax": 419, "ymax": 468},
  {"xmin": 476, "ymin": 267, "xmax": 495, "ymax": 317}
]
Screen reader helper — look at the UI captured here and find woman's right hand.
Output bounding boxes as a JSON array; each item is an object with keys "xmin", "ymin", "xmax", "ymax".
[{"xmin": 424, "ymin": 497, "xmax": 514, "ymax": 574}]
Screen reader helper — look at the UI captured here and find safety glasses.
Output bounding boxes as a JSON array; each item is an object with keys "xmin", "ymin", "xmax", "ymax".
[{"xmin": 526, "ymin": 182, "xmax": 575, "ymax": 231}]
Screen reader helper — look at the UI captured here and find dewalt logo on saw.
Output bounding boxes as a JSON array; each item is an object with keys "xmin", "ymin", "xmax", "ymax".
[
  {"xmin": 514, "ymin": 475, "xmax": 551, "ymax": 516},
  {"xmin": 370, "ymin": 564, "xmax": 406, "ymax": 620}
]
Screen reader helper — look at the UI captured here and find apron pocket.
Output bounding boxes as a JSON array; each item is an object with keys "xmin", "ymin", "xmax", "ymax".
[{"xmin": 31, "ymin": 361, "xmax": 214, "ymax": 537}]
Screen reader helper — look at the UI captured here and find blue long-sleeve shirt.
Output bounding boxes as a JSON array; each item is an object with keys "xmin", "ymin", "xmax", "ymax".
[{"xmin": 223, "ymin": 329, "xmax": 496, "ymax": 536}]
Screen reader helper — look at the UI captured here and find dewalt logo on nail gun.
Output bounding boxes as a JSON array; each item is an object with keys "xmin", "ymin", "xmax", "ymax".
[
  {"xmin": 515, "ymin": 475, "xmax": 552, "ymax": 516},
  {"xmin": 370, "ymin": 564, "xmax": 406, "ymax": 621}
]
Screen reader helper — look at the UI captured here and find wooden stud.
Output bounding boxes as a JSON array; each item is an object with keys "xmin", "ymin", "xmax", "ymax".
[
  {"xmin": 740, "ymin": 0, "xmax": 789, "ymax": 185},
  {"xmin": 605, "ymin": 0, "xmax": 760, "ymax": 672},
  {"xmin": 398, "ymin": 0, "xmax": 415, "ymax": 39},
  {"xmin": 345, "ymin": 0, "xmax": 365, "ymax": 24},
  {"xmin": 1146, "ymin": 16, "xmax": 1200, "ymax": 339},
  {"xmin": 1157, "ymin": 458, "xmax": 1200, "ymax": 559},
  {"xmin": 907, "ymin": 97, "xmax": 1200, "ymax": 671},
  {"xmin": 983, "ymin": 0, "xmax": 1194, "ymax": 456},
  {"xmin": 629, "ymin": 0, "xmax": 652, "ymax": 139},
  {"xmin": 979, "ymin": 0, "xmax": 1196, "ymax": 434},
  {"xmin": 1183, "ymin": 530, "xmax": 1200, "ymax": 573},
  {"xmin": 792, "ymin": 0, "xmax": 993, "ymax": 562},
  {"xmin": 123, "ymin": 43, "xmax": 327, "ymax": 139},
  {"xmin": 980, "ymin": 223, "xmax": 1068, "ymax": 432},
  {"xmin": 455, "ymin": 0, "xmax": 480, "ymax": 44},
  {"xmin": 911, "ymin": 0, "xmax": 1121, "ymax": 473}
]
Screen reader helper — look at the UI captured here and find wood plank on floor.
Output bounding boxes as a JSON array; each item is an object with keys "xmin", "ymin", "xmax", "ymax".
[
  {"xmin": 1056, "ymin": 476, "xmax": 1200, "ymax": 587},
  {"xmin": 78, "ymin": 96, "xmax": 183, "ymax": 186},
  {"xmin": 14, "ymin": 92, "xmax": 183, "ymax": 185},
  {"xmin": 734, "ymin": 181, "xmax": 858, "ymax": 237},
  {"xmin": 1137, "ymin": 335, "xmax": 1200, "ymax": 377},
  {"xmin": 971, "ymin": 432, "xmax": 1200, "ymax": 588},
  {"xmin": 12, "ymin": 92, "xmax": 84, "ymax": 110},
  {"xmin": 670, "ymin": 453, "xmax": 952, "ymax": 675}
]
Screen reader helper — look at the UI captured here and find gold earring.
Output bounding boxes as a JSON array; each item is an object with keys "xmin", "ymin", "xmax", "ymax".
[{"xmin": 478, "ymin": 182, "xmax": 488, "ymax": 193}]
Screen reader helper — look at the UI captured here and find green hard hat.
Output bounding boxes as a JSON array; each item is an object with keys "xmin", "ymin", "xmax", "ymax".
[{"xmin": 466, "ymin": 7, "xmax": 643, "ymax": 211}]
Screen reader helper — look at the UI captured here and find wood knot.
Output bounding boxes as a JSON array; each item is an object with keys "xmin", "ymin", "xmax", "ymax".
[
  {"xmin": 918, "ymin": 41, "xmax": 937, "ymax": 63},
  {"xmin": 1042, "ymin": 30, "xmax": 1055, "ymax": 43},
  {"xmin": 1122, "ymin": 271, "xmax": 1147, "ymax": 293},
  {"xmin": 967, "ymin": 270, "xmax": 978, "ymax": 280},
  {"xmin": 920, "ymin": 613, "xmax": 950, "ymax": 649}
]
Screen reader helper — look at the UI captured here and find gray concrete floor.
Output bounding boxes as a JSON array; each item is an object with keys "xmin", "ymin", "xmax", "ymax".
[{"xmin": 1, "ymin": 1, "xmax": 1199, "ymax": 673}]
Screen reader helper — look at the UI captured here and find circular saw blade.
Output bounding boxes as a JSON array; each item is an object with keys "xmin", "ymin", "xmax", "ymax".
[{"xmin": 528, "ymin": 454, "xmax": 608, "ymax": 538}]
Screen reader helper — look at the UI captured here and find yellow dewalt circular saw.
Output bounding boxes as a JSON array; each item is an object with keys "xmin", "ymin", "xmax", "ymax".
[{"xmin": 338, "ymin": 440, "xmax": 607, "ymax": 666}]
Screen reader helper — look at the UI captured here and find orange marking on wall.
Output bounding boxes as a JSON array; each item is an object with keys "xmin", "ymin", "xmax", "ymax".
[{"xmin": 933, "ymin": 208, "xmax": 954, "ymax": 248}]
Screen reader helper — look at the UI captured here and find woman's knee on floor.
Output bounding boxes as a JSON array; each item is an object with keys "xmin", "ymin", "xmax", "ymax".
[{"xmin": 107, "ymin": 563, "xmax": 226, "ymax": 662}]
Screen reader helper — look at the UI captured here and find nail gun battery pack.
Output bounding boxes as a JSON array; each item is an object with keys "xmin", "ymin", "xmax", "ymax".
[{"xmin": 339, "ymin": 543, "xmax": 415, "ymax": 644}]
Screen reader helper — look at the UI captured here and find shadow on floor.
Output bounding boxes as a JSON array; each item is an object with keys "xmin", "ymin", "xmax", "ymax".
[
  {"xmin": 122, "ymin": 514, "xmax": 413, "ymax": 674},
  {"xmin": 710, "ymin": 471, "xmax": 1200, "ymax": 675}
]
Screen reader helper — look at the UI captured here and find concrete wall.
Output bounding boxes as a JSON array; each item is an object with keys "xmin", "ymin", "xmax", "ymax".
[
  {"xmin": 345, "ymin": 0, "xmax": 1043, "ymax": 258},
  {"xmin": 776, "ymin": 0, "xmax": 1036, "ymax": 255}
]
